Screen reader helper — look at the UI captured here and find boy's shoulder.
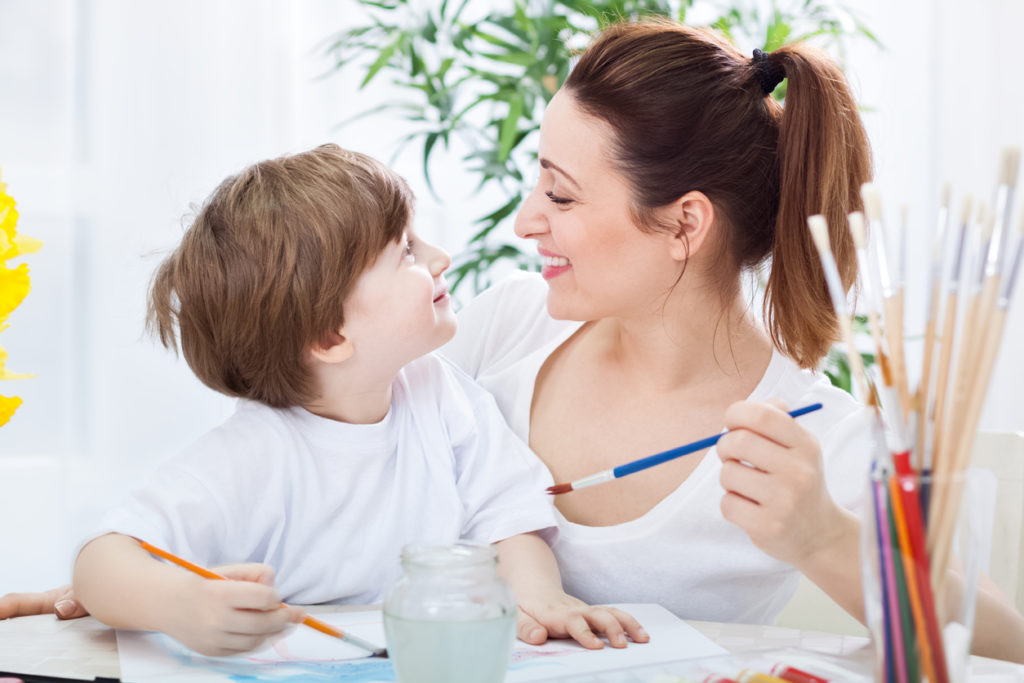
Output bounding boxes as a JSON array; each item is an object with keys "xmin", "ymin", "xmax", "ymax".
[
  {"xmin": 176, "ymin": 400, "xmax": 296, "ymax": 467},
  {"xmin": 398, "ymin": 352, "xmax": 488, "ymax": 408}
]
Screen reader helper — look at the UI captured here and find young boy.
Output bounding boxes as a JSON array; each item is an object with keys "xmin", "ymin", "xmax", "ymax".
[{"xmin": 72, "ymin": 144, "xmax": 646, "ymax": 657}]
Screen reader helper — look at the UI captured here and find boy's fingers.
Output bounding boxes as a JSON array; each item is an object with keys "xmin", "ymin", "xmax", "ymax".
[
  {"xmin": 214, "ymin": 563, "xmax": 277, "ymax": 586},
  {"xmin": 582, "ymin": 609, "xmax": 628, "ymax": 648},
  {"xmin": 606, "ymin": 607, "xmax": 649, "ymax": 643},
  {"xmin": 516, "ymin": 608, "xmax": 548, "ymax": 645},
  {"xmin": 214, "ymin": 631, "xmax": 274, "ymax": 655},
  {"xmin": 564, "ymin": 614, "xmax": 604, "ymax": 650},
  {"xmin": 210, "ymin": 580, "xmax": 283, "ymax": 611},
  {"xmin": 224, "ymin": 605, "xmax": 297, "ymax": 636}
]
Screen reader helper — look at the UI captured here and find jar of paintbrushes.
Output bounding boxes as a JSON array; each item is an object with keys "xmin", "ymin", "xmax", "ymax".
[
  {"xmin": 384, "ymin": 543, "xmax": 517, "ymax": 683},
  {"xmin": 860, "ymin": 464, "xmax": 995, "ymax": 683}
]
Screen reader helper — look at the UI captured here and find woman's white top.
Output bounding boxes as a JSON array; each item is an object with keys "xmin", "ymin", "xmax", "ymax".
[{"xmin": 441, "ymin": 273, "xmax": 874, "ymax": 623}]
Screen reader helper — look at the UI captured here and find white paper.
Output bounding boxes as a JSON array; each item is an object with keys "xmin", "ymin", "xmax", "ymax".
[{"xmin": 116, "ymin": 603, "xmax": 726, "ymax": 682}]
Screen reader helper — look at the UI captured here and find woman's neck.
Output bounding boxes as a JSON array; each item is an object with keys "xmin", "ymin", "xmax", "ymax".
[{"xmin": 590, "ymin": 288, "xmax": 773, "ymax": 394}]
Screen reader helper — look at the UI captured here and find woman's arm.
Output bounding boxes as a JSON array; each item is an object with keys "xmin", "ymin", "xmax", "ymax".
[{"xmin": 718, "ymin": 400, "xmax": 1024, "ymax": 663}]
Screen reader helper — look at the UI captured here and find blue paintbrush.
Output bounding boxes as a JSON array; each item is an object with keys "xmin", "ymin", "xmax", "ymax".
[{"xmin": 546, "ymin": 403, "xmax": 823, "ymax": 495}]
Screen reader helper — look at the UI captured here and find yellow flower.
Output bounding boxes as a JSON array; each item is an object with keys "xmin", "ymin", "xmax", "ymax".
[
  {"xmin": 0, "ymin": 166, "xmax": 41, "ymax": 427},
  {"xmin": 0, "ymin": 345, "xmax": 30, "ymax": 380},
  {"xmin": 0, "ymin": 263, "xmax": 31, "ymax": 323},
  {"xmin": 0, "ymin": 395, "xmax": 22, "ymax": 426}
]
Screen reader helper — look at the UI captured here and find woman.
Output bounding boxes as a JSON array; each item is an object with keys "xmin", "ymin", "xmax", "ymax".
[
  {"xmin": 440, "ymin": 20, "xmax": 1024, "ymax": 661},
  {"xmin": 5, "ymin": 17, "xmax": 1023, "ymax": 662}
]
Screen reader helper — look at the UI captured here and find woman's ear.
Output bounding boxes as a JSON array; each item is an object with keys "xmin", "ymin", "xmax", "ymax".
[
  {"xmin": 661, "ymin": 190, "xmax": 715, "ymax": 263},
  {"xmin": 309, "ymin": 328, "xmax": 355, "ymax": 364}
]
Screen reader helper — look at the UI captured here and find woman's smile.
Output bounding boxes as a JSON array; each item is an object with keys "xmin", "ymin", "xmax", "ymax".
[{"xmin": 539, "ymin": 248, "xmax": 573, "ymax": 280}]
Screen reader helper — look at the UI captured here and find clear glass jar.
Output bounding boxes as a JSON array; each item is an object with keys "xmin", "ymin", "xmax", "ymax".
[{"xmin": 383, "ymin": 543, "xmax": 517, "ymax": 683}]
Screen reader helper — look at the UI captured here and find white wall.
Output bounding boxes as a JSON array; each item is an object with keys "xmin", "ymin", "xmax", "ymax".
[{"xmin": 0, "ymin": 0, "xmax": 1021, "ymax": 593}]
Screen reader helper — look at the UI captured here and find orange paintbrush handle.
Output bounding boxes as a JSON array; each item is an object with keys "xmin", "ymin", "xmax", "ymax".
[
  {"xmin": 137, "ymin": 539, "xmax": 226, "ymax": 580},
  {"xmin": 133, "ymin": 538, "xmax": 386, "ymax": 657}
]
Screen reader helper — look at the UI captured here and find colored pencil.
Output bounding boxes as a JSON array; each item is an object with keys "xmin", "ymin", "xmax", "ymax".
[
  {"xmin": 545, "ymin": 403, "xmax": 823, "ymax": 495},
  {"xmin": 135, "ymin": 538, "xmax": 388, "ymax": 658}
]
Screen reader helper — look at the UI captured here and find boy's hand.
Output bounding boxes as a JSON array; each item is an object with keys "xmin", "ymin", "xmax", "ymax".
[
  {"xmin": 0, "ymin": 585, "xmax": 89, "ymax": 620},
  {"xmin": 164, "ymin": 563, "xmax": 305, "ymax": 657},
  {"xmin": 515, "ymin": 592, "xmax": 649, "ymax": 649}
]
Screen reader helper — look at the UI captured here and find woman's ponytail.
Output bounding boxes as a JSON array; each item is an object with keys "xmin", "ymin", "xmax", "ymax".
[{"xmin": 764, "ymin": 45, "xmax": 872, "ymax": 367}]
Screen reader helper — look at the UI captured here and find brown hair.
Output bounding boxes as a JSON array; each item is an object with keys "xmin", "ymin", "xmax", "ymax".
[
  {"xmin": 564, "ymin": 20, "xmax": 871, "ymax": 368},
  {"xmin": 147, "ymin": 144, "xmax": 413, "ymax": 407}
]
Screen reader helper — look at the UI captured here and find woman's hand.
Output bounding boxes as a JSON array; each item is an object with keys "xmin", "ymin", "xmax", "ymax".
[
  {"xmin": 716, "ymin": 399, "xmax": 849, "ymax": 568},
  {"xmin": 0, "ymin": 585, "xmax": 89, "ymax": 620},
  {"xmin": 515, "ymin": 591, "xmax": 649, "ymax": 649}
]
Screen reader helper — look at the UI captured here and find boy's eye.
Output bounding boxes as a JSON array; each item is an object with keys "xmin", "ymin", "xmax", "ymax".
[{"xmin": 545, "ymin": 190, "xmax": 574, "ymax": 206}]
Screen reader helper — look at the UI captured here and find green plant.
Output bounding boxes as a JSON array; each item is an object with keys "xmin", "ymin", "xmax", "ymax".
[
  {"xmin": 822, "ymin": 315, "xmax": 877, "ymax": 397},
  {"xmin": 325, "ymin": 0, "xmax": 878, "ymax": 293},
  {"xmin": 324, "ymin": 0, "xmax": 881, "ymax": 391}
]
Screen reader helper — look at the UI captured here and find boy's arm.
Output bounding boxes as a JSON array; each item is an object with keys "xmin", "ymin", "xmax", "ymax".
[
  {"xmin": 73, "ymin": 533, "xmax": 303, "ymax": 656},
  {"xmin": 495, "ymin": 533, "xmax": 649, "ymax": 649}
]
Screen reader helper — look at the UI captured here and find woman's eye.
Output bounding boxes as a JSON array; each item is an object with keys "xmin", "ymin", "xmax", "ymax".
[
  {"xmin": 404, "ymin": 240, "xmax": 415, "ymax": 258},
  {"xmin": 545, "ymin": 190, "xmax": 574, "ymax": 206}
]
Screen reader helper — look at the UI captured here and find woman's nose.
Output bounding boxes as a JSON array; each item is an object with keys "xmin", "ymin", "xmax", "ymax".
[{"xmin": 514, "ymin": 186, "xmax": 547, "ymax": 240}]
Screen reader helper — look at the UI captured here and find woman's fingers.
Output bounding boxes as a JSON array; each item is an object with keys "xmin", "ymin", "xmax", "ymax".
[
  {"xmin": 719, "ymin": 456, "xmax": 772, "ymax": 504},
  {"xmin": 723, "ymin": 400, "xmax": 810, "ymax": 450},
  {"xmin": 0, "ymin": 585, "xmax": 89, "ymax": 620}
]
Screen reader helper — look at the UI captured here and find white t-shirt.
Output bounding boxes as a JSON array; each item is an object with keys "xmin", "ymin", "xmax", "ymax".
[
  {"xmin": 441, "ymin": 272, "xmax": 875, "ymax": 624},
  {"xmin": 89, "ymin": 353, "xmax": 557, "ymax": 605}
]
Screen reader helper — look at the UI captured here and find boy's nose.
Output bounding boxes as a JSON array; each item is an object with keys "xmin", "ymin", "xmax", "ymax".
[{"xmin": 427, "ymin": 243, "xmax": 451, "ymax": 276}]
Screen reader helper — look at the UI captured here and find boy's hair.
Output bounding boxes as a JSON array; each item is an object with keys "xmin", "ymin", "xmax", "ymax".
[{"xmin": 147, "ymin": 143, "xmax": 413, "ymax": 407}]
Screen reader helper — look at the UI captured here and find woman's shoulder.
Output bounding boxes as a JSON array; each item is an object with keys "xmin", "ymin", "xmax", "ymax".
[
  {"xmin": 763, "ymin": 351, "xmax": 866, "ymax": 427},
  {"xmin": 766, "ymin": 351, "xmax": 877, "ymax": 509}
]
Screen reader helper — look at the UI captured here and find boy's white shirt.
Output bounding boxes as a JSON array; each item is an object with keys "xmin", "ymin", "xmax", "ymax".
[{"xmin": 85, "ymin": 353, "xmax": 557, "ymax": 605}]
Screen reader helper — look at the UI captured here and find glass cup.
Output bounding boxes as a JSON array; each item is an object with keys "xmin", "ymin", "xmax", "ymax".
[
  {"xmin": 860, "ymin": 465, "xmax": 995, "ymax": 683},
  {"xmin": 383, "ymin": 543, "xmax": 517, "ymax": 683}
]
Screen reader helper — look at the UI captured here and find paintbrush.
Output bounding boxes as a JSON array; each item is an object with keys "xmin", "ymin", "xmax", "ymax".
[
  {"xmin": 862, "ymin": 184, "xmax": 913, "ymax": 421},
  {"xmin": 546, "ymin": 403, "xmax": 823, "ymax": 495},
  {"xmin": 808, "ymin": 215, "xmax": 870, "ymax": 403},
  {"xmin": 135, "ymin": 538, "xmax": 388, "ymax": 658},
  {"xmin": 913, "ymin": 183, "xmax": 951, "ymax": 469}
]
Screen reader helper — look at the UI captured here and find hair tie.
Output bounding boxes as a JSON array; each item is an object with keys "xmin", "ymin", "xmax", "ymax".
[{"xmin": 752, "ymin": 48, "xmax": 786, "ymax": 96}]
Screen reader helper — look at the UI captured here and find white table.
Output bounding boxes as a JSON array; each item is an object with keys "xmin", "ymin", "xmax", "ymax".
[{"xmin": 1, "ymin": 611, "xmax": 1021, "ymax": 681}]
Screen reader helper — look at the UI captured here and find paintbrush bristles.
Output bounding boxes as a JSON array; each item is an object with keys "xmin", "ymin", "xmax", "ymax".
[
  {"xmin": 979, "ymin": 203, "xmax": 995, "ymax": 241},
  {"xmin": 861, "ymin": 183, "xmax": 884, "ymax": 222},
  {"xmin": 546, "ymin": 483, "xmax": 573, "ymax": 495},
  {"xmin": 808, "ymin": 215, "xmax": 831, "ymax": 254},
  {"xmin": 999, "ymin": 145, "xmax": 1022, "ymax": 187},
  {"xmin": 848, "ymin": 211, "xmax": 867, "ymax": 249},
  {"xmin": 959, "ymin": 195, "xmax": 974, "ymax": 230}
]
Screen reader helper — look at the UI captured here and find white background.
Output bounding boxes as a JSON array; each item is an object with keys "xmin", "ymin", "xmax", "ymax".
[{"xmin": 0, "ymin": 0, "xmax": 1021, "ymax": 593}]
